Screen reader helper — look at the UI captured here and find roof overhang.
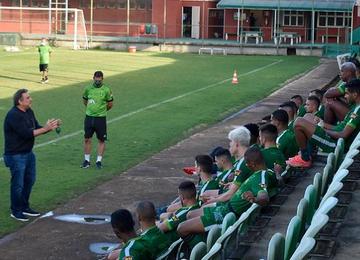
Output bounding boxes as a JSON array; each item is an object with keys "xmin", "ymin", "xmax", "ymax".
[{"xmin": 217, "ymin": 0, "xmax": 355, "ymax": 12}]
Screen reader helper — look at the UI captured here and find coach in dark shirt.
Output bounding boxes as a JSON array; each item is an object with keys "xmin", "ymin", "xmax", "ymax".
[{"xmin": 3, "ymin": 89, "xmax": 60, "ymax": 221}]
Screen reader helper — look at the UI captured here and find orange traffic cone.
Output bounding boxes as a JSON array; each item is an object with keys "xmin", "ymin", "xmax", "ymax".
[{"xmin": 232, "ymin": 70, "xmax": 238, "ymax": 84}]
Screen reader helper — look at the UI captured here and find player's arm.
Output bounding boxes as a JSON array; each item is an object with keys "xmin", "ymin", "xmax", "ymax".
[
  {"xmin": 107, "ymin": 101, "xmax": 113, "ymax": 110},
  {"xmin": 83, "ymin": 88, "xmax": 89, "ymax": 106},
  {"xmin": 205, "ymin": 183, "xmax": 239, "ymax": 204},
  {"xmin": 243, "ymin": 190, "xmax": 269, "ymax": 206},
  {"xmin": 325, "ymin": 124, "xmax": 356, "ymax": 139},
  {"xmin": 157, "ymin": 220, "xmax": 171, "ymax": 232},
  {"xmin": 106, "ymin": 90, "xmax": 114, "ymax": 110}
]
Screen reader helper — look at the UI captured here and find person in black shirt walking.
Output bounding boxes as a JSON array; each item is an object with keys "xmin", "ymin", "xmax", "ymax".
[{"xmin": 3, "ymin": 89, "xmax": 60, "ymax": 221}]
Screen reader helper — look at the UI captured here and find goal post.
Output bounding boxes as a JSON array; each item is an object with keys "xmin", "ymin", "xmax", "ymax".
[{"xmin": 0, "ymin": 6, "xmax": 89, "ymax": 49}]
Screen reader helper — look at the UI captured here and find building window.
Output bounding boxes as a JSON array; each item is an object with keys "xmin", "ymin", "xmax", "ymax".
[
  {"xmin": 96, "ymin": 0, "xmax": 106, "ymax": 8},
  {"xmin": 117, "ymin": 0, "xmax": 126, "ymax": 9},
  {"xmin": 107, "ymin": 0, "xmax": 117, "ymax": 8},
  {"xmin": 283, "ymin": 11, "xmax": 304, "ymax": 26},
  {"xmin": 137, "ymin": 0, "xmax": 146, "ymax": 10},
  {"xmin": 318, "ymin": 12, "xmax": 351, "ymax": 27}
]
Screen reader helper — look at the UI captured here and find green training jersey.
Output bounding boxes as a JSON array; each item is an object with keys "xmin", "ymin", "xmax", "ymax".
[
  {"xmin": 288, "ymin": 119, "xmax": 295, "ymax": 131},
  {"xmin": 276, "ymin": 129, "xmax": 299, "ymax": 159},
  {"xmin": 297, "ymin": 104, "xmax": 307, "ymax": 117},
  {"xmin": 165, "ymin": 203, "xmax": 199, "ymax": 231},
  {"xmin": 316, "ymin": 105, "xmax": 325, "ymax": 119},
  {"xmin": 337, "ymin": 81, "xmax": 346, "ymax": 95},
  {"xmin": 333, "ymin": 104, "xmax": 360, "ymax": 150},
  {"xmin": 216, "ymin": 168, "xmax": 235, "ymax": 193},
  {"xmin": 261, "ymin": 146, "xmax": 286, "ymax": 171},
  {"xmin": 83, "ymin": 84, "xmax": 113, "ymax": 117},
  {"xmin": 228, "ymin": 169, "xmax": 275, "ymax": 215},
  {"xmin": 119, "ymin": 226, "xmax": 171, "ymax": 260},
  {"xmin": 164, "ymin": 203, "xmax": 200, "ymax": 242},
  {"xmin": 232, "ymin": 158, "xmax": 253, "ymax": 187},
  {"xmin": 38, "ymin": 45, "xmax": 52, "ymax": 64},
  {"xmin": 197, "ymin": 179, "xmax": 219, "ymax": 203}
]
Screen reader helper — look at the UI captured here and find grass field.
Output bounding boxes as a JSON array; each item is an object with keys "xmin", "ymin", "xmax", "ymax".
[{"xmin": 0, "ymin": 48, "xmax": 318, "ymax": 236}]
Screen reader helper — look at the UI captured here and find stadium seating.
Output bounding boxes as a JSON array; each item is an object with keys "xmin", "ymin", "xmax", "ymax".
[
  {"xmin": 267, "ymin": 233, "xmax": 285, "ymax": 260},
  {"xmin": 304, "ymin": 185, "xmax": 317, "ymax": 225},
  {"xmin": 221, "ymin": 213, "xmax": 236, "ymax": 235},
  {"xmin": 206, "ymin": 226, "xmax": 221, "ymax": 252},
  {"xmin": 189, "ymin": 242, "xmax": 207, "ymax": 260},
  {"xmin": 156, "ymin": 238, "xmax": 183, "ymax": 260},
  {"xmin": 296, "ymin": 198, "xmax": 308, "ymax": 237},
  {"xmin": 312, "ymin": 172, "xmax": 322, "ymax": 208},
  {"xmin": 289, "ymin": 237, "xmax": 316, "ymax": 260},
  {"xmin": 334, "ymin": 138, "xmax": 345, "ymax": 170},
  {"xmin": 284, "ymin": 216, "xmax": 301, "ymax": 260}
]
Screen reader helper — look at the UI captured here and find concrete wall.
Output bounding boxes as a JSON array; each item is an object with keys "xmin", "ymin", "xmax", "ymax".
[{"xmin": 21, "ymin": 38, "xmax": 323, "ymax": 56}]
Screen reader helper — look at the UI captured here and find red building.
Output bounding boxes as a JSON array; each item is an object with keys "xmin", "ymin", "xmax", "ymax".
[{"xmin": 0, "ymin": 0, "xmax": 359, "ymax": 45}]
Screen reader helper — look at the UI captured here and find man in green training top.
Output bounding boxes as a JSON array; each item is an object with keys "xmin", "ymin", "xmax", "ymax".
[
  {"xmin": 82, "ymin": 71, "xmax": 113, "ymax": 169},
  {"xmin": 38, "ymin": 38, "xmax": 52, "ymax": 83},
  {"xmin": 158, "ymin": 181, "xmax": 199, "ymax": 242}
]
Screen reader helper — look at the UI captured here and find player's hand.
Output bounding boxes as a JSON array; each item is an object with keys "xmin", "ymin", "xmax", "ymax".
[
  {"xmin": 203, "ymin": 197, "xmax": 215, "ymax": 205},
  {"xmin": 242, "ymin": 191, "xmax": 256, "ymax": 203},
  {"xmin": 273, "ymin": 163, "xmax": 283, "ymax": 175},
  {"xmin": 199, "ymin": 195, "xmax": 211, "ymax": 203},
  {"xmin": 222, "ymin": 182, "xmax": 232, "ymax": 190}
]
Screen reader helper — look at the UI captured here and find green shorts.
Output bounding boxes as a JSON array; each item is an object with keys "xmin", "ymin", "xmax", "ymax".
[
  {"xmin": 200, "ymin": 204, "xmax": 230, "ymax": 231},
  {"xmin": 310, "ymin": 125, "xmax": 337, "ymax": 153}
]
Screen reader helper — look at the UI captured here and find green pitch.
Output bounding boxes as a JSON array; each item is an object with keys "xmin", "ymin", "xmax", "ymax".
[{"xmin": 0, "ymin": 48, "xmax": 318, "ymax": 235}]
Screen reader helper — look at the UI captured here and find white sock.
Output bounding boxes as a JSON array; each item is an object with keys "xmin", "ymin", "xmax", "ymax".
[
  {"xmin": 85, "ymin": 154, "xmax": 90, "ymax": 162},
  {"xmin": 96, "ymin": 156, "xmax": 102, "ymax": 162}
]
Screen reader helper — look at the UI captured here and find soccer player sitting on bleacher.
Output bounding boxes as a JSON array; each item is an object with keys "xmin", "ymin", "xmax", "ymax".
[
  {"xmin": 167, "ymin": 155, "xmax": 218, "ymax": 213},
  {"xmin": 323, "ymin": 62, "xmax": 357, "ymax": 124},
  {"xmin": 271, "ymin": 109, "xmax": 298, "ymax": 160},
  {"xmin": 244, "ymin": 123, "xmax": 260, "ymax": 145},
  {"xmin": 213, "ymin": 148, "xmax": 236, "ymax": 193},
  {"xmin": 291, "ymin": 95, "xmax": 306, "ymax": 117},
  {"xmin": 305, "ymin": 96, "xmax": 321, "ymax": 115},
  {"xmin": 259, "ymin": 124, "xmax": 286, "ymax": 177},
  {"xmin": 109, "ymin": 202, "xmax": 171, "ymax": 260},
  {"xmin": 287, "ymin": 78, "xmax": 360, "ymax": 168},
  {"xmin": 177, "ymin": 146, "xmax": 277, "ymax": 238},
  {"xmin": 204, "ymin": 124, "xmax": 284, "ymax": 205},
  {"xmin": 158, "ymin": 181, "xmax": 199, "ymax": 242},
  {"xmin": 200, "ymin": 126, "xmax": 251, "ymax": 205},
  {"xmin": 279, "ymin": 101, "xmax": 298, "ymax": 130},
  {"xmin": 309, "ymin": 89, "xmax": 325, "ymax": 119},
  {"xmin": 108, "ymin": 209, "xmax": 137, "ymax": 260}
]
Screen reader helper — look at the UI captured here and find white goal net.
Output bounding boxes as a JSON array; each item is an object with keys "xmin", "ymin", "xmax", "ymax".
[{"xmin": 0, "ymin": 6, "xmax": 88, "ymax": 49}]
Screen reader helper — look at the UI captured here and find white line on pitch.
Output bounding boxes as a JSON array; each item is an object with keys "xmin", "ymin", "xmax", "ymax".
[{"xmin": 0, "ymin": 59, "xmax": 283, "ymax": 161}]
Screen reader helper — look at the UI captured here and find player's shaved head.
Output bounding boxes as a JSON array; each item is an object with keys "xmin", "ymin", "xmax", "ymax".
[
  {"xmin": 259, "ymin": 123, "xmax": 278, "ymax": 142},
  {"xmin": 178, "ymin": 181, "xmax": 196, "ymax": 200},
  {"xmin": 136, "ymin": 201, "xmax": 156, "ymax": 222},
  {"xmin": 244, "ymin": 146, "xmax": 265, "ymax": 166}
]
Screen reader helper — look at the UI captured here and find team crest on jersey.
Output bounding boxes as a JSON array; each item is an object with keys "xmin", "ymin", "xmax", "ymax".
[
  {"xmin": 235, "ymin": 170, "xmax": 241, "ymax": 176},
  {"xmin": 171, "ymin": 215, "xmax": 179, "ymax": 221},
  {"xmin": 123, "ymin": 256, "xmax": 133, "ymax": 260},
  {"xmin": 351, "ymin": 113, "xmax": 358, "ymax": 119}
]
